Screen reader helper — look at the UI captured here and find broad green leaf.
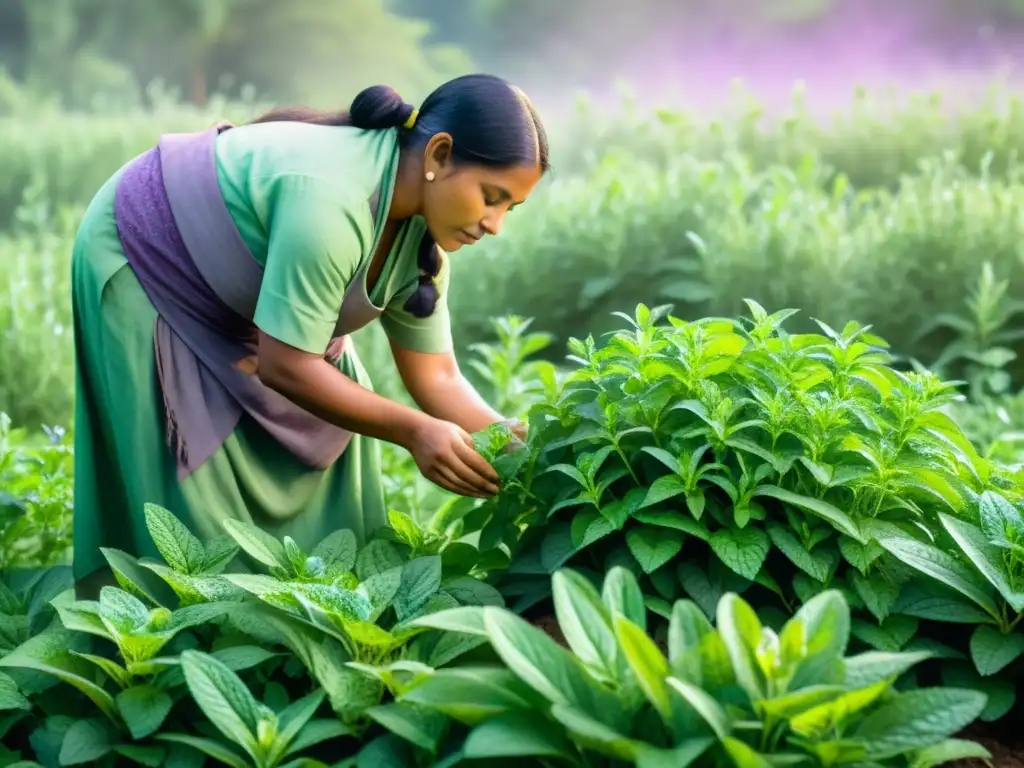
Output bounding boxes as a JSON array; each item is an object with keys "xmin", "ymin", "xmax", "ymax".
[
  {"xmin": 853, "ymin": 688, "xmax": 988, "ymax": 759},
  {"xmin": 387, "ymin": 510, "xmax": 425, "ymax": 549},
  {"xmin": 633, "ymin": 509, "xmax": 709, "ymax": 540},
  {"xmin": 626, "ymin": 527, "xmax": 684, "ymax": 573},
  {"xmin": 851, "ymin": 616, "xmax": 918, "ymax": 652},
  {"xmin": 401, "ymin": 667, "xmax": 539, "ymax": 725},
  {"xmin": 666, "ymin": 677, "xmax": 729, "ymax": 737},
  {"xmin": 752, "ymin": 486, "xmax": 862, "ymax": 540},
  {"xmin": 394, "ymin": 557, "xmax": 442, "ymax": 622},
  {"xmin": 551, "ymin": 569, "xmax": 617, "ymax": 680},
  {"xmin": 838, "ymin": 536, "xmax": 884, "ymax": 574},
  {"xmin": 842, "ymin": 651, "xmax": 932, "ymax": 689},
  {"xmin": 222, "ymin": 519, "xmax": 289, "ymax": 571},
  {"xmin": 908, "ymin": 738, "xmax": 992, "ymax": 768},
  {"xmin": 483, "ymin": 607, "xmax": 614, "ymax": 723},
  {"xmin": 201, "ymin": 535, "xmax": 241, "ymax": 575},
  {"xmin": 144, "ymin": 503, "xmax": 207, "ymax": 575},
  {"xmin": 614, "ymin": 613, "xmax": 671, "ymax": 720},
  {"xmin": 356, "ymin": 540, "xmax": 404, "ymax": 581},
  {"xmin": 789, "ymin": 680, "xmax": 891, "ymax": 738},
  {"xmin": 116, "ymin": 684, "xmax": 173, "ymax": 739},
  {"xmin": 978, "ymin": 491, "xmax": 1022, "ymax": 549},
  {"xmin": 710, "ymin": 527, "xmax": 770, "ymax": 580},
  {"xmin": 0, "ymin": 672, "xmax": 29, "ymax": 711},
  {"xmin": 312, "ymin": 529, "xmax": 358, "ymax": 571},
  {"xmin": 283, "ymin": 719, "xmax": 355, "ymax": 756},
  {"xmin": 367, "ymin": 701, "xmax": 448, "ymax": 754},
  {"xmin": 0, "ymin": 628, "xmax": 119, "ymax": 723},
  {"xmin": 155, "ymin": 734, "xmax": 249, "ymax": 768},
  {"xmin": 180, "ymin": 650, "xmax": 264, "ymax": 761},
  {"xmin": 717, "ymin": 594, "xmax": 766, "ymax": 699},
  {"xmin": 462, "ymin": 711, "xmax": 577, "ymax": 759},
  {"xmin": 98, "ymin": 586, "xmax": 149, "ymax": 634},
  {"xmin": 441, "ymin": 576, "xmax": 504, "ymax": 607},
  {"xmin": 722, "ymin": 737, "xmax": 773, "ymax": 768},
  {"xmin": 851, "ymin": 569, "xmax": 899, "ymax": 623},
  {"xmin": 408, "ymin": 605, "xmax": 489, "ymax": 636},
  {"xmin": 58, "ymin": 718, "xmax": 114, "ymax": 766},
  {"xmin": 602, "ymin": 566, "xmax": 647, "ymax": 632},
  {"xmin": 548, "ymin": 704, "xmax": 641, "ymax": 761},
  {"xmin": 969, "ymin": 625, "xmax": 1024, "ymax": 676},
  {"xmin": 639, "ymin": 475, "xmax": 688, "ymax": 508},
  {"xmin": 767, "ymin": 522, "xmax": 837, "ymax": 582},
  {"xmin": 101, "ymin": 548, "xmax": 176, "ymax": 606},
  {"xmin": 876, "ymin": 534, "xmax": 1000, "ymax": 620},
  {"xmin": 939, "ymin": 513, "xmax": 1024, "ymax": 612}
]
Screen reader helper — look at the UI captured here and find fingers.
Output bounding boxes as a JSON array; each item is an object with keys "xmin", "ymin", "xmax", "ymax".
[
  {"xmin": 453, "ymin": 431, "xmax": 501, "ymax": 485},
  {"xmin": 431, "ymin": 466, "xmax": 489, "ymax": 498}
]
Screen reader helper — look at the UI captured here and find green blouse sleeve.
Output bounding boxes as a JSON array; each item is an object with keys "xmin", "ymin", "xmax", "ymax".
[
  {"xmin": 253, "ymin": 175, "xmax": 370, "ymax": 355},
  {"xmin": 379, "ymin": 245, "xmax": 454, "ymax": 355}
]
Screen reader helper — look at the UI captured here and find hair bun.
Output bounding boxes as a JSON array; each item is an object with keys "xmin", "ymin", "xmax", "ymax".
[{"xmin": 348, "ymin": 85, "xmax": 417, "ymax": 131}]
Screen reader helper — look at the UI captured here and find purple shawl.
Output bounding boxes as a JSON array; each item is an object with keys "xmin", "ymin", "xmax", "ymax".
[{"xmin": 113, "ymin": 126, "xmax": 354, "ymax": 479}]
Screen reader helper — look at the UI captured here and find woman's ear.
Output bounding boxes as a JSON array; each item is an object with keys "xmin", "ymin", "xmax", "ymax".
[{"xmin": 424, "ymin": 132, "xmax": 454, "ymax": 177}]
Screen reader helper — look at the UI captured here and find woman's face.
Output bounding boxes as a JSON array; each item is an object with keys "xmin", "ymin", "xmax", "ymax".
[{"xmin": 420, "ymin": 136, "xmax": 544, "ymax": 253}]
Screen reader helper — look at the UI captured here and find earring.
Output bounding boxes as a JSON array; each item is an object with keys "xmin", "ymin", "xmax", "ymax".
[{"xmin": 425, "ymin": 171, "xmax": 435, "ymax": 182}]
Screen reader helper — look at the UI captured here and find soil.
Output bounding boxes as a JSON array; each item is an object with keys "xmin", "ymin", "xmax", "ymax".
[
  {"xmin": 528, "ymin": 616, "xmax": 1024, "ymax": 767},
  {"xmin": 953, "ymin": 724, "xmax": 1024, "ymax": 768}
]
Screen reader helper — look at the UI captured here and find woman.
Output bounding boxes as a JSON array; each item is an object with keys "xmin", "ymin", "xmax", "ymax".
[{"xmin": 71, "ymin": 73, "xmax": 549, "ymax": 596}]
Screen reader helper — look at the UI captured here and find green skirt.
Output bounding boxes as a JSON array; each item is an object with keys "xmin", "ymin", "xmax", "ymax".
[{"xmin": 70, "ymin": 166, "xmax": 388, "ymax": 593}]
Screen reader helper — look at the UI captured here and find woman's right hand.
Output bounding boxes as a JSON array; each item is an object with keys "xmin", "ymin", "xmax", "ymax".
[{"xmin": 406, "ymin": 417, "xmax": 501, "ymax": 498}]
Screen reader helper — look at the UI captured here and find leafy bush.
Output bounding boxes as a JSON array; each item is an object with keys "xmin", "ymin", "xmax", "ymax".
[
  {"xmin": 388, "ymin": 566, "xmax": 992, "ymax": 767},
  {"xmin": 0, "ymin": 503, "xmax": 501, "ymax": 766},
  {"xmin": 459, "ymin": 303, "xmax": 1024, "ymax": 720},
  {"xmin": 0, "ymin": 414, "xmax": 73, "ymax": 570}
]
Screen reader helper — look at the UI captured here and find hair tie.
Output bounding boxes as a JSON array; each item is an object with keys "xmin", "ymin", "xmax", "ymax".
[{"xmin": 403, "ymin": 108, "xmax": 419, "ymax": 130}]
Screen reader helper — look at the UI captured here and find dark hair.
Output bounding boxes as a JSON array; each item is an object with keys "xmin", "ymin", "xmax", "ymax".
[{"xmin": 249, "ymin": 74, "xmax": 549, "ymax": 318}]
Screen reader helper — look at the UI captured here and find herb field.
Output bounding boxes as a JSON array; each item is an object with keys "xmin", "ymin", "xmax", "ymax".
[{"xmin": 1, "ymin": 85, "xmax": 1024, "ymax": 766}]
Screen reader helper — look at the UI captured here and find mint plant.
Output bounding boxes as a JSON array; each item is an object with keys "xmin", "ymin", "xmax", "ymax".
[
  {"xmin": 463, "ymin": 303, "xmax": 1024, "ymax": 708},
  {"xmin": 394, "ymin": 567, "xmax": 990, "ymax": 767}
]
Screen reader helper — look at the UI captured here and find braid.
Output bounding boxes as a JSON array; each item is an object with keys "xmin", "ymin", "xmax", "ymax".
[{"xmin": 403, "ymin": 234, "xmax": 443, "ymax": 318}]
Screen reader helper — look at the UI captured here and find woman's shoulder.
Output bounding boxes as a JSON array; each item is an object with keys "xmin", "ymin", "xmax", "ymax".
[{"xmin": 215, "ymin": 122, "xmax": 398, "ymax": 204}]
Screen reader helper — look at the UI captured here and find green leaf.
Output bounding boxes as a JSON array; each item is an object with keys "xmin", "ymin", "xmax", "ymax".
[
  {"xmin": 613, "ymin": 613, "xmax": 671, "ymax": 720},
  {"xmin": 969, "ymin": 625, "xmax": 1024, "ymax": 676},
  {"xmin": 722, "ymin": 737, "xmax": 773, "ymax": 768},
  {"xmin": 441, "ymin": 576, "xmax": 504, "ymax": 607},
  {"xmin": 0, "ymin": 672, "xmax": 29, "ymax": 712},
  {"xmin": 717, "ymin": 594, "xmax": 766, "ymax": 700},
  {"xmin": 876, "ymin": 533, "xmax": 1001, "ymax": 620},
  {"xmin": 851, "ymin": 569, "xmax": 899, "ymax": 623},
  {"xmin": 842, "ymin": 651, "xmax": 932, "ymax": 689},
  {"xmin": 0, "ymin": 629, "xmax": 119, "ymax": 723},
  {"xmin": 221, "ymin": 519, "xmax": 289, "ymax": 571},
  {"xmin": 155, "ymin": 734, "xmax": 249, "ymax": 768},
  {"xmin": 838, "ymin": 536, "xmax": 884, "ymax": 574},
  {"xmin": 98, "ymin": 587, "xmax": 149, "ymax": 634},
  {"xmin": 388, "ymin": 510, "xmax": 425, "ymax": 549},
  {"xmin": 626, "ymin": 528, "xmax": 684, "ymax": 573},
  {"xmin": 767, "ymin": 522, "xmax": 837, "ymax": 582},
  {"xmin": 462, "ymin": 711, "xmax": 577, "ymax": 759},
  {"xmin": 482, "ymin": 607, "xmax": 614, "ymax": 723},
  {"xmin": 939, "ymin": 513, "xmax": 1024, "ymax": 612},
  {"xmin": 908, "ymin": 738, "xmax": 992, "ymax": 768},
  {"xmin": 710, "ymin": 528, "xmax": 770, "ymax": 580},
  {"xmin": 356, "ymin": 540, "xmax": 403, "ymax": 581},
  {"xmin": 366, "ymin": 702, "xmax": 448, "ymax": 754},
  {"xmin": 752, "ymin": 486, "xmax": 862, "ymax": 540},
  {"xmin": 101, "ymin": 548, "xmax": 176, "ymax": 606},
  {"xmin": 394, "ymin": 557, "xmax": 442, "ymax": 622},
  {"xmin": 180, "ymin": 650, "xmax": 264, "ymax": 761},
  {"xmin": 978, "ymin": 491, "xmax": 1022, "ymax": 549},
  {"xmin": 853, "ymin": 688, "xmax": 988, "ymax": 759},
  {"xmin": 551, "ymin": 569, "xmax": 617, "ymax": 680},
  {"xmin": 144, "ymin": 504, "xmax": 207, "ymax": 575},
  {"xmin": 57, "ymin": 718, "xmax": 114, "ymax": 766},
  {"xmin": 547, "ymin": 704, "xmax": 641, "ymax": 761},
  {"xmin": 400, "ymin": 667, "xmax": 539, "ymax": 725},
  {"xmin": 312, "ymin": 529, "xmax": 358, "ymax": 571},
  {"xmin": 602, "ymin": 566, "xmax": 647, "ymax": 632},
  {"xmin": 116, "ymin": 685, "xmax": 173, "ymax": 739},
  {"xmin": 639, "ymin": 475, "xmax": 688, "ymax": 509},
  {"xmin": 200, "ymin": 535, "xmax": 241, "ymax": 575},
  {"xmin": 665, "ymin": 677, "xmax": 729, "ymax": 738}
]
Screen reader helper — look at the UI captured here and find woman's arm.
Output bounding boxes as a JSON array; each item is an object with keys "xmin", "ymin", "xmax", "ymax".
[
  {"xmin": 389, "ymin": 340, "xmax": 506, "ymax": 434},
  {"xmin": 257, "ymin": 333, "xmax": 500, "ymax": 496}
]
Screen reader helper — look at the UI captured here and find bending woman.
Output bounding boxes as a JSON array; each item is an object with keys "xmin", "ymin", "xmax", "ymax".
[{"xmin": 70, "ymin": 73, "xmax": 549, "ymax": 597}]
